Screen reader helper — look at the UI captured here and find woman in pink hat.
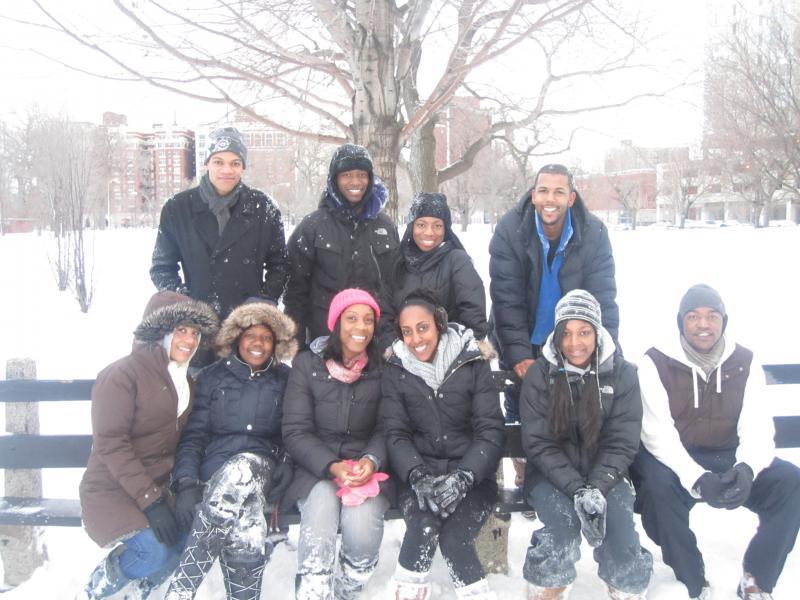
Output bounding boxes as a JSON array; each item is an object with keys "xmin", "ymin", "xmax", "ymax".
[{"xmin": 282, "ymin": 288, "xmax": 391, "ymax": 600}]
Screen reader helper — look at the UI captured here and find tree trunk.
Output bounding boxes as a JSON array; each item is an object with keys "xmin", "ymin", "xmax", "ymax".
[{"xmin": 408, "ymin": 118, "xmax": 439, "ymax": 195}]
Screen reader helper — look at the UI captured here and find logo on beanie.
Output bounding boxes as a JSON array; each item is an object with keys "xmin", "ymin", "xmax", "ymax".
[{"xmin": 214, "ymin": 137, "xmax": 231, "ymax": 151}]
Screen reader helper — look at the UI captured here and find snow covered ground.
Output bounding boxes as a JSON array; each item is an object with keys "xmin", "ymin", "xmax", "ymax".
[{"xmin": 1, "ymin": 223, "xmax": 799, "ymax": 599}]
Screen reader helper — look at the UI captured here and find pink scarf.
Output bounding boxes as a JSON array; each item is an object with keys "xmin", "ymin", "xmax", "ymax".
[{"xmin": 325, "ymin": 352, "xmax": 368, "ymax": 384}]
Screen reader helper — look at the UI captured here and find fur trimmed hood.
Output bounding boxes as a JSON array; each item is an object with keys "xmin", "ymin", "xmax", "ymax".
[
  {"xmin": 215, "ymin": 301, "xmax": 298, "ymax": 363},
  {"xmin": 133, "ymin": 291, "xmax": 219, "ymax": 346}
]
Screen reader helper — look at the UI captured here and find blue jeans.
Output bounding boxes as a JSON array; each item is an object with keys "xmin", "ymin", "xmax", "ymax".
[
  {"xmin": 296, "ymin": 479, "xmax": 389, "ymax": 600},
  {"xmin": 119, "ymin": 527, "xmax": 184, "ymax": 582}
]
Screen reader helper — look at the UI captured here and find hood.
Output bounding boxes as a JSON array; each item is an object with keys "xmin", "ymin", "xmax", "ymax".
[
  {"xmin": 322, "ymin": 172, "xmax": 389, "ymax": 222},
  {"xmin": 133, "ymin": 291, "xmax": 219, "ymax": 346},
  {"xmin": 215, "ymin": 301, "xmax": 298, "ymax": 363}
]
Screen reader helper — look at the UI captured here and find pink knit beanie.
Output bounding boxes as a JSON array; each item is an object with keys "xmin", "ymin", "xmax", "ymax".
[{"xmin": 327, "ymin": 288, "xmax": 381, "ymax": 332}]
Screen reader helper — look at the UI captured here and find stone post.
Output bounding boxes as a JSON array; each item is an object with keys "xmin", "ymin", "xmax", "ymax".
[{"xmin": 0, "ymin": 359, "xmax": 46, "ymax": 587}]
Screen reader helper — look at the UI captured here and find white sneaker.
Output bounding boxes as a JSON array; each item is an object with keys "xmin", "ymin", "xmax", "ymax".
[{"xmin": 738, "ymin": 572, "xmax": 773, "ymax": 599}]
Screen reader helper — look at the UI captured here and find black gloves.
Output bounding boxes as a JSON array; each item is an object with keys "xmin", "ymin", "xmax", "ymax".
[
  {"xmin": 720, "ymin": 463, "xmax": 754, "ymax": 508},
  {"xmin": 432, "ymin": 469, "xmax": 475, "ymax": 517},
  {"xmin": 573, "ymin": 486, "xmax": 607, "ymax": 547},
  {"xmin": 693, "ymin": 471, "xmax": 731, "ymax": 508},
  {"xmin": 174, "ymin": 479, "xmax": 204, "ymax": 532},
  {"xmin": 266, "ymin": 454, "xmax": 294, "ymax": 505},
  {"xmin": 144, "ymin": 497, "xmax": 181, "ymax": 547},
  {"xmin": 408, "ymin": 466, "xmax": 445, "ymax": 515}
]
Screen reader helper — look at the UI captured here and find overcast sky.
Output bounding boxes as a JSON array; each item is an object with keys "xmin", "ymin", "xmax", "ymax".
[{"xmin": 0, "ymin": 1, "xmax": 707, "ymax": 171}]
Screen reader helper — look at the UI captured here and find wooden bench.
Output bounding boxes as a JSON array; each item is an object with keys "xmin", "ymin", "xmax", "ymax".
[{"xmin": 2, "ymin": 366, "xmax": 799, "ymax": 529}]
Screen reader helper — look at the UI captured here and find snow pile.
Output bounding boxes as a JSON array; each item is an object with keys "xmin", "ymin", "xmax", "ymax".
[{"xmin": 0, "ymin": 224, "xmax": 798, "ymax": 599}]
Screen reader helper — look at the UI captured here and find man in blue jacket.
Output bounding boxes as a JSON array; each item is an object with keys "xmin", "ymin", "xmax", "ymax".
[{"xmin": 489, "ymin": 164, "xmax": 619, "ymax": 433}]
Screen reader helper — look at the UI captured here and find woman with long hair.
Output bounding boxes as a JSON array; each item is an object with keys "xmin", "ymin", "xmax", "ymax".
[
  {"xmin": 77, "ymin": 291, "xmax": 218, "ymax": 599},
  {"xmin": 520, "ymin": 289, "xmax": 651, "ymax": 600},
  {"xmin": 282, "ymin": 288, "xmax": 390, "ymax": 600},
  {"xmin": 382, "ymin": 289, "xmax": 505, "ymax": 600}
]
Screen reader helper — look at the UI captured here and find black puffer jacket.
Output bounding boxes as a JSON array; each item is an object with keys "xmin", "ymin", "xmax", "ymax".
[
  {"xmin": 173, "ymin": 357, "xmax": 291, "ymax": 483},
  {"xmin": 488, "ymin": 189, "xmax": 618, "ymax": 368},
  {"xmin": 150, "ymin": 183, "xmax": 289, "ymax": 318},
  {"xmin": 281, "ymin": 342, "xmax": 388, "ymax": 508},
  {"xmin": 284, "ymin": 190, "xmax": 399, "ymax": 344},
  {"xmin": 520, "ymin": 328, "xmax": 641, "ymax": 498},
  {"xmin": 171, "ymin": 301, "xmax": 297, "ymax": 483},
  {"xmin": 387, "ymin": 226, "xmax": 487, "ymax": 340},
  {"xmin": 381, "ymin": 329, "xmax": 505, "ymax": 484}
]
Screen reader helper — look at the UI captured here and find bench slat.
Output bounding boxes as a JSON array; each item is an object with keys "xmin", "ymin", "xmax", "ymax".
[
  {"xmin": 763, "ymin": 364, "xmax": 800, "ymax": 385},
  {"xmin": 0, "ymin": 435, "xmax": 92, "ymax": 469},
  {"xmin": 0, "ymin": 497, "xmax": 83, "ymax": 527},
  {"xmin": 0, "ymin": 379, "xmax": 94, "ymax": 402}
]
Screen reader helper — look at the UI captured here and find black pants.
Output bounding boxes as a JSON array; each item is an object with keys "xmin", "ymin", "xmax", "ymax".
[
  {"xmin": 500, "ymin": 346, "xmax": 540, "ymax": 424},
  {"xmin": 397, "ymin": 478, "xmax": 497, "ymax": 588},
  {"xmin": 630, "ymin": 447, "xmax": 800, "ymax": 596}
]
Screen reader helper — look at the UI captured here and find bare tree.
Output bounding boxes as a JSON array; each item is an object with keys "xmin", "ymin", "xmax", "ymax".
[
  {"xmin": 609, "ymin": 174, "xmax": 642, "ymax": 229},
  {"xmin": 705, "ymin": 1, "xmax": 800, "ymax": 225},
  {"xmin": 658, "ymin": 150, "xmax": 713, "ymax": 228},
  {"xmin": 27, "ymin": 0, "xmax": 672, "ymax": 219}
]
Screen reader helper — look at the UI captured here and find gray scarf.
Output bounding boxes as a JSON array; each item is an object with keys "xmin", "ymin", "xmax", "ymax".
[
  {"xmin": 199, "ymin": 172, "xmax": 241, "ymax": 234},
  {"xmin": 680, "ymin": 334, "xmax": 726, "ymax": 377},
  {"xmin": 392, "ymin": 327, "xmax": 473, "ymax": 392}
]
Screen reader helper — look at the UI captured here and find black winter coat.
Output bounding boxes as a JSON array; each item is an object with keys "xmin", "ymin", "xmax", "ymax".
[
  {"xmin": 387, "ymin": 235, "xmax": 487, "ymax": 340},
  {"xmin": 172, "ymin": 356, "xmax": 291, "ymax": 483},
  {"xmin": 381, "ymin": 336, "xmax": 505, "ymax": 484},
  {"xmin": 488, "ymin": 190, "xmax": 618, "ymax": 368},
  {"xmin": 281, "ymin": 347, "xmax": 388, "ymax": 508},
  {"xmin": 520, "ymin": 347, "xmax": 641, "ymax": 498},
  {"xmin": 284, "ymin": 194, "xmax": 399, "ymax": 343},
  {"xmin": 150, "ymin": 183, "xmax": 289, "ymax": 318}
]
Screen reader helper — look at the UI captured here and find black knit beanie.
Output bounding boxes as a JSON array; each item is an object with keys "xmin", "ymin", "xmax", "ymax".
[
  {"xmin": 329, "ymin": 144, "xmax": 373, "ymax": 179},
  {"xmin": 408, "ymin": 192, "xmax": 452, "ymax": 229},
  {"xmin": 205, "ymin": 127, "xmax": 248, "ymax": 169},
  {"xmin": 677, "ymin": 284, "xmax": 727, "ymax": 333}
]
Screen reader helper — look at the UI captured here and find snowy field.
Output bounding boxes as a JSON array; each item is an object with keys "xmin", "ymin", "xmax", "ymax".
[{"xmin": 0, "ymin": 223, "xmax": 799, "ymax": 599}]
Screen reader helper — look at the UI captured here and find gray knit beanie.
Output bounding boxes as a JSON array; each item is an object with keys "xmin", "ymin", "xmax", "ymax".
[
  {"xmin": 677, "ymin": 284, "xmax": 727, "ymax": 333},
  {"xmin": 205, "ymin": 127, "xmax": 248, "ymax": 168},
  {"xmin": 554, "ymin": 289, "xmax": 602, "ymax": 331}
]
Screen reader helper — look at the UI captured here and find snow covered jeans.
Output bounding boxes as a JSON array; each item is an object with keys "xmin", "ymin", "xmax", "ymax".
[
  {"xmin": 295, "ymin": 479, "xmax": 389, "ymax": 600},
  {"xmin": 397, "ymin": 477, "xmax": 497, "ymax": 589},
  {"xmin": 165, "ymin": 452, "xmax": 275, "ymax": 600},
  {"xmin": 631, "ymin": 447, "xmax": 800, "ymax": 597},
  {"xmin": 523, "ymin": 478, "xmax": 652, "ymax": 594}
]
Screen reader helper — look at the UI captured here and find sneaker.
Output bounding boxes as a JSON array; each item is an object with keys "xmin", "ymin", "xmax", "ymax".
[
  {"xmin": 737, "ymin": 572, "xmax": 773, "ymax": 599},
  {"xmin": 606, "ymin": 584, "xmax": 646, "ymax": 599}
]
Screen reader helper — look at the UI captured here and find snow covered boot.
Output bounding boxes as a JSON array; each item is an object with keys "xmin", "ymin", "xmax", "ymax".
[
  {"xmin": 77, "ymin": 546, "xmax": 130, "ymax": 600},
  {"xmin": 334, "ymin": 553, "xmax": 377, "ymax": 600},
  {"xmin": 737, "ymin": 572, "xmax": 773, "ymax": 599},
  {"xmin": 455, "ymin": 578, "xmax": 497, "ymax": 599},
  {"xmin": 605, "ymin": 584, "xmax": 646, "ymax": 599},
  {"xmin": 164, "ymin": 511, "xmax": 228, "ymax": 599},
  {"xmin": 527, "ymin": 583, "xmax": 572, "ymax": 600},
  {"xmin": 690, "ymin": 584, "xmax": 711, "ymax": 600},
  {"xmin": 389, "ymin": 565, "xmax": 430, "ymax": 600},
  {"xmin": 219, "ymin": 554, "xmax": 266, "ymax": 600}
]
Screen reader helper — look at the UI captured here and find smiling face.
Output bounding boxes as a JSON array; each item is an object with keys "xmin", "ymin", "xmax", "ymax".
[
  {"xmin": 335, "ymin": 169, "xmax": 370, "ymax": 205},
  {"xmin": 237, "ymin": 324, "xmax": 274, "ymax": 370},
  {"xmin": 532, "ymin": 172, "xmax": 576, "ymax": 239},
  {"xmin": 682, "ymin": 307, "xmax": 724, "ymax": 353},
  {"xmin": 398, "ymin": 304, "xmax": 440, "ymax": 363},
  {"xmin": 558, "ymin": 319, "xmax": 597, "ymax": 369},
  {"xmin": 338, "ymin": 303, "xmax": 376, "ymax": 360},
  {"xmin": 207, "ymin": 151, "xmax": 244, "ymax": 196},
  {"xmin": 412, "ymin": 217, "xmax": 446, "ymax": 252},
  {"xmin": 170, "ymin": 325, "xmax": 201, "ymax": 364}
]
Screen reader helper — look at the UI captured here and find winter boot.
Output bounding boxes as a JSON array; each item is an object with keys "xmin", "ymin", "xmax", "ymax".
[
  {"xmin": 605, "ymin": 584, "xmax": 647, "ymax": 600},
  {"xmin": 527, "ymin": 582, "xmax": 572, "ymax": 600},
  {"xmin": 164, "ymin": 511, "xmax": 228, "ymax": 599},
  {"xmin": 219, "ymin": 554, "xmax": 266, "ymax": 600},
  {"xmin": 455, "ymin": 578, "xmax": 497, "ymax": 599},
  {"xmin": 76, "ymin": 546, "xmax": 130, "ymax": 600},
  {"xmin": 690, "ymin": 583, "xmax": 711, "ymax": 600},
  {"xmin": 737, "ymin": 572, "xmax": 774, "ymax": 599},
  {"xmin": 334, "ymin": 553, "xmax": 377, "ymax": 600},
  {"xmin": 296, "ymin": 571, "xmax": 334, "ymax": 600},
  {"xmin": 389, "ymin": 565, "xmax": 431, "ymax": 600}
]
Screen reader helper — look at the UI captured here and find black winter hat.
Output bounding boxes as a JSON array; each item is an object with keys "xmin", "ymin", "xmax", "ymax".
[
  {"xmin": 328, "ymin": 144, "xmax": 373, "ymax": 178},
  {"xmin": 408, "ymin": 192, "xmax": 452, "ymax": 230},
  {"xmin": 677, "ymin": 284, "xmax": 728, "ymax": 333},
  {"xmin": 205, "ymin": 127, "xmax": 248, "ymax": 169}
]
